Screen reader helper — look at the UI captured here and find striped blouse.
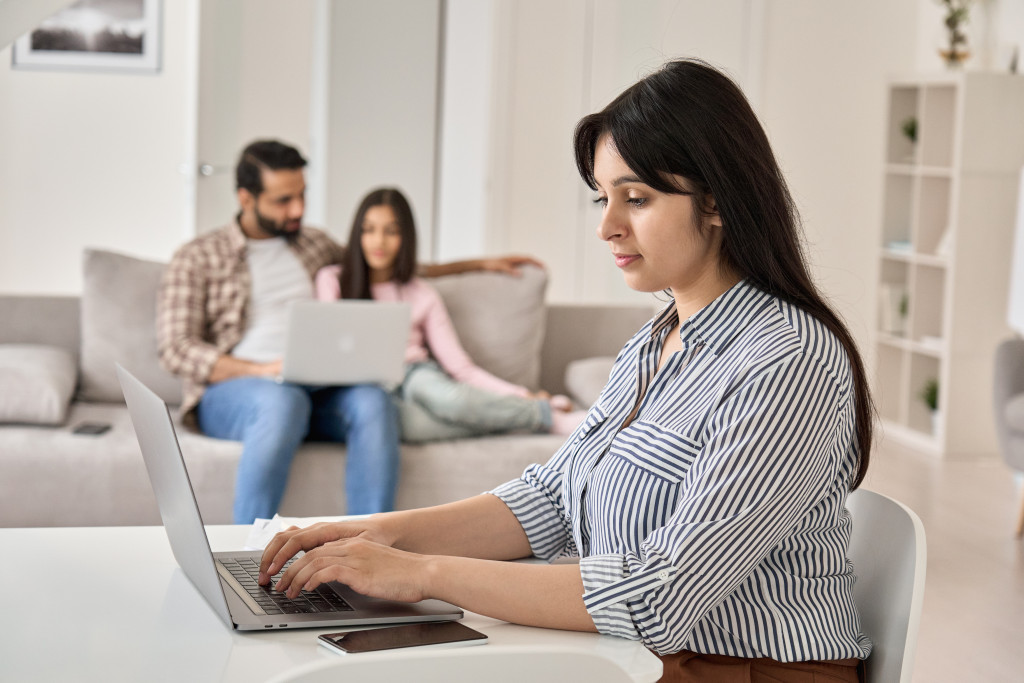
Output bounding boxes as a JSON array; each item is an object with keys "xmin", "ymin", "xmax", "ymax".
[{"xmin": 492, "ymin": 280, "xmax": 873, "ymax": 660}]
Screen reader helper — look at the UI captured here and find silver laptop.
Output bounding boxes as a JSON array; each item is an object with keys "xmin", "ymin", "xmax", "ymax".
[
  {"xmin": 116, "ymin": 364, "xmax": 462, "ymax": 631},
  {"xmin": 281, "ymin": 300, "xmax": 411, "ymax": 385}
]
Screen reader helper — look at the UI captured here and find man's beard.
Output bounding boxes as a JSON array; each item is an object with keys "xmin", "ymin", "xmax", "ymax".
[{"xmin": 254, "ymin": 207, "xmax": 301, "ymax": 241}]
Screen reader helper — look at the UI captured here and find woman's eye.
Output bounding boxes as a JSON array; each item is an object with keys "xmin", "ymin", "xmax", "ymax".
[
  {"xmin": 627, "ymin": 197, "xmax": 647, "ymax": 207},
  {"xmin": 592, "ymin": 196, "xmax": 608, "ymax": 207}
]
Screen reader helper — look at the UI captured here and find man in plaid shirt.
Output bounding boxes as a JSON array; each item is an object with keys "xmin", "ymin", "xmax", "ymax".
[{"xmin": 157, "ymin": 140, "xmax": 534, "ymax": 523}]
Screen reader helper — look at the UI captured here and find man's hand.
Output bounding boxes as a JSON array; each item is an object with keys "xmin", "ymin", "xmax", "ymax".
[
  {"xmin": 478, "ymin": 255, "xmax": 545, "ymax": 276},
  {"xmin": 208, "ymin": 356, "xmax": 282, "ymax": 384}
]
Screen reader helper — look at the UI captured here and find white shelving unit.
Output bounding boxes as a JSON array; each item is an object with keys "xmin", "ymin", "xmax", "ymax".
[{"xmin": 875, "ymin": 72, "xmax": 1024, "ymax": 458}]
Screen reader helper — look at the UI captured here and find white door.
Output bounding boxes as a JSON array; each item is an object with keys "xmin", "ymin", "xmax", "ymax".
[{"xmin": 190, "ymin": 0, "xmax": 317, "ymax": 234}]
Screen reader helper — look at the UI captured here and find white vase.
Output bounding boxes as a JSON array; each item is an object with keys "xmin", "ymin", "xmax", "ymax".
[{"xmin": 930, "ymin": 410, "xmax": 942, "ymax": 437}]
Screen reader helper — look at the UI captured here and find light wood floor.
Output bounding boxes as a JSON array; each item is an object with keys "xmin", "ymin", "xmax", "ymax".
[{"xmin": 861, "ymin": 438, "xmax": 1024, "ymax": 682}]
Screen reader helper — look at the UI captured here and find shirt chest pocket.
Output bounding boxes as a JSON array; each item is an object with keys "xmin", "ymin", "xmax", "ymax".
[{"xmin": 607, "ymin": 421, "xmax": 702, "ymax": 484}]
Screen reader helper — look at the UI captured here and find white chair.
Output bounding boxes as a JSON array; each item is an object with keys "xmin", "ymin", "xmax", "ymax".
[
  {"xmin": 847, "ymin": 489, "xmax": 927, "ymax": 683},
  {"xmin": 265, "ymin": 644, "xmax": 636, "ymax": 683}
]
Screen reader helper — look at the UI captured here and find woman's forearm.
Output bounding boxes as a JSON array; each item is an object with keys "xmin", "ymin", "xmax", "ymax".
[
  {"xmin": 424, "ymin": 556, "xmax": 597, "ymax": 632},
  {"xmin": 380, "ymin": 494, "xmax": 534, "ymax": 560}
]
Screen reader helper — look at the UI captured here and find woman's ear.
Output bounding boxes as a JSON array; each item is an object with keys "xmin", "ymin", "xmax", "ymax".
[{"xmin": 704, "ymin": 194, "xmax": 722, "ymax": 229}]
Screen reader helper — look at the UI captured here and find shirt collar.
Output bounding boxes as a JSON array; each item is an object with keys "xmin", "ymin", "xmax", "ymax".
[
  {"xmin": 654, "ymin": 280, "xmax": 775, "ymax": 355},
  {"xmin": 226, "ymin": 216, "xmax": 249, "ymax": 255}
]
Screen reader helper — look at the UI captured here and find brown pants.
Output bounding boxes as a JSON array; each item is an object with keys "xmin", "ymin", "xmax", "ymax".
[{"xmin": 656, "ymin": 650, "xmax": 864, "ymax": 683}]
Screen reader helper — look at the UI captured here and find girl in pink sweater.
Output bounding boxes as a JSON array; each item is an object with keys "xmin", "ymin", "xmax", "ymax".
[{"xmin": 315, "ymin": 188, "xmax": 583, "ymax": 442}]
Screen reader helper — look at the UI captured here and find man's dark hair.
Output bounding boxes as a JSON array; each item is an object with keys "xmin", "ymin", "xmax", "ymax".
[{"xmin": 236, "ymin": 140, "xmax": 307, "ymax": 197}]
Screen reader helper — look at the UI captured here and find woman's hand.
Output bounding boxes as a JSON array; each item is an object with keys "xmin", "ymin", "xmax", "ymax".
[
  {"xmin": 257, "ymin": 519, "xmax": 396, "ymax": 586},
  {"xmin": 272, "ymin": 537, "xmax": 433, "ymax": 603}
]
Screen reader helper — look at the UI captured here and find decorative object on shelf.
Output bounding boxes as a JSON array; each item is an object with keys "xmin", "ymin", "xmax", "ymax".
[
  {"xmin": 900, "ymin": 116, "xmax": 918, "ymax": 145},
  {"xmin": 937, "ymin": 0, "xmax": 972, "ymax": 68},
  {"xmin": 879, "ymin": 284, "xmax": 909, "ymax": 336},
  {"xmin": 920, "ymin": 378, "xmax": 940, "ymax": 435}
]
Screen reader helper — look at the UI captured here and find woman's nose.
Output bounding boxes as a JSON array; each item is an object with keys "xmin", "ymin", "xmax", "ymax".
[{"xmin": 597, "ymin": 205, "xmax": 625, "ymax": 242}]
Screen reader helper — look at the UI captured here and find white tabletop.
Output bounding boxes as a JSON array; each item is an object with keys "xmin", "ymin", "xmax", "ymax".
[{"xmin": 0, "ymin": 525, "xmax": 661, "ymax": 682}]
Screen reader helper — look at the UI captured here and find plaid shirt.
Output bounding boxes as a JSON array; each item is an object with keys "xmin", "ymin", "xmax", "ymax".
[{"xmin": 156, "ymin": 220, "xmax": 345, "ymax": 419}]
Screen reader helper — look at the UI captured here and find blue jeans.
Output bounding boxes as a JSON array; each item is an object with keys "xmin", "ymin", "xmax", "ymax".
[{"xmin": 196, "ymin": 377, "xmax": 400, "ymax": 524}]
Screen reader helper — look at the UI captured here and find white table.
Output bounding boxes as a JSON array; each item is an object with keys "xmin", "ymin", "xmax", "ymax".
[{"xmin": 0, "ymin": 525, "xmax": 662, "ymax": 682}]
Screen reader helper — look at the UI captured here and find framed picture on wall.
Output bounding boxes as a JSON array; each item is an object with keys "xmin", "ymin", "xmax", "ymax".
[{"xmin": 11, "ymin": 0, "xmax": 162, "ymax": 74}]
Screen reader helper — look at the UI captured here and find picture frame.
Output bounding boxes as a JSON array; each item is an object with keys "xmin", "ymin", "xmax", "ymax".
[{"xmin": 11, "ymin": 0, "xmax": 162, "ymax": 74}]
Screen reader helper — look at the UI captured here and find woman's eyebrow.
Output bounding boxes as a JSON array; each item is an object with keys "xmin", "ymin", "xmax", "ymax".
[{"xmin": 611, "ymin": 174, "xmax": 644, "ymax": 187}]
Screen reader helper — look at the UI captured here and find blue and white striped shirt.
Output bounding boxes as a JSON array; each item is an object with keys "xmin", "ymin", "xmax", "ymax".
[{"xmin": 492, "ymin": 280, "xmax": 872, "ymax": 660}]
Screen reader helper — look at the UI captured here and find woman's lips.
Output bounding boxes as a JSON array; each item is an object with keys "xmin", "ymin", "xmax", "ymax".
[{"xmin": 614, "ymin": 253, "xmax": 641, "ymax": 268}]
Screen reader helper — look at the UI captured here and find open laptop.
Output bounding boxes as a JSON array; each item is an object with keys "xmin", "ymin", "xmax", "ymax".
[
  {"xmin": 116, "ymin": 364, "xmax": 462, "ymax": 631},
  {"xmin": 281, "ymin": 300, "xmax": 411, "ymax": 385}
]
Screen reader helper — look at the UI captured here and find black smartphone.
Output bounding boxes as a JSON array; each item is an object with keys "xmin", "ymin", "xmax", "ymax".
[
  {"xmin": 71, "ymin": 421, "xmax": 112, "ymax": 436},
  {"xmin": 318, "ymin": 621, "xmax": 488, "ymax": 655}
]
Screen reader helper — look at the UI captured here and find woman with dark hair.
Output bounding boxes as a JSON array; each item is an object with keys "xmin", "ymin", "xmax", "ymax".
[
  {"xmin": 315, "ymin": 187, "xmax": 585, "ymax": 442},
  {"xmin": 261, "ymin": 60, "xmax": 872, "ymax": 682}
]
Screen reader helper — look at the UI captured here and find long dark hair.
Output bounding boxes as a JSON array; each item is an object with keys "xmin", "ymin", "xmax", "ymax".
[
  {"xmin": 574, "ymin": 58, "xmax": 873, "ymax": 488},
  {"xmin": 340, "ymin": 188, "xmax": 419, "ymax": 300}
]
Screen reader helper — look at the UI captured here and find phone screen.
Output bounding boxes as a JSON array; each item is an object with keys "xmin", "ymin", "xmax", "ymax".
[{"xmin": 318, "ymin": 621, "xmax": 488, "ymax": 654}]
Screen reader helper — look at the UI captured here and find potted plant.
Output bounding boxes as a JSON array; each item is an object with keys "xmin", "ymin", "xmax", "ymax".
[
  {"xmin": 938, "ymin": 0, "xmax": 971, "ymax": 67},
  {"xmin": 920, "ymin": 378, "xmax": 940, "ymax": 435},
  {"xmin": 900, "ymin": 116, "xmax": 918, "ymax": 163}
]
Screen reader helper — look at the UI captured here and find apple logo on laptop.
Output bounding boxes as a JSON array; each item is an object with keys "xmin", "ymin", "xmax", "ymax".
[{"xmin": 337, "ymin": 334, "xmax": 356, "ymax": 353}]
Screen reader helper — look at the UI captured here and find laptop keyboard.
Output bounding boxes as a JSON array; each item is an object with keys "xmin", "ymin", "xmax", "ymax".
[{"xmin": 219, "ymin": 557, "xmax": 354, "ymax": 615}]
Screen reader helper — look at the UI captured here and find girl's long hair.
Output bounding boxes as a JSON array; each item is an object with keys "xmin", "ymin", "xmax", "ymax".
[
  {"xmin": 340, "ymin": 187, "xmax": 418, "ymax": 300},
  {"xmin": 574, "ymin": 58, "xmax": 874, "ymax": 488}
]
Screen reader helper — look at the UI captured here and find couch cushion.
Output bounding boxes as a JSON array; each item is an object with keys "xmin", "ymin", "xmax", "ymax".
[
  {"xmin": 564, "ymin": 356, "xmax": 616, "ymax": 408},
  {"xmin": 0, "ymin": 344, "xmax": 77, "ymax": 425},
  {"xmin": 429, "ymin": 265, "xmax": 547, "ymax": 390},
  {"xmin": 79, "ymin": 249, "xmax": 182, "ymax": 405}
]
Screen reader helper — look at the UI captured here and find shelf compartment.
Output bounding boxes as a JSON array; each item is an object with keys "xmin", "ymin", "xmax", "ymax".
[
  {"xmin": 877, "ymin": 259, "xmax": 909, "ymax": 336},
  {"xmin": 909, "ymin": 263, "xmax": 946, "ymax": 342},
  {"xmin": 920, "ymin": 85, "xmax": 957, "ymax": 168},
  {"xmin": 874, "ymin": 343, "xmax": 905, "ymax": 423},
  {"xmin": 881, "ymin": 173, "xmax": 915, "ymax": 247},
  {"xmin": 886, "ymin": 86, "xmax": 920, "ymax": 165},
  {"xmin": 906, "ymin": 353, "xmax": 941, "ymax": 437},
  {"xmin": 915, "ymin": 176, "xmax": 952, "ymax": 256}
]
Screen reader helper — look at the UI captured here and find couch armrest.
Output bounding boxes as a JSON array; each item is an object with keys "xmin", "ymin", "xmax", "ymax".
[{"xmin": 539, "ymin": 303, "xmax": 654, "ymax": 396}]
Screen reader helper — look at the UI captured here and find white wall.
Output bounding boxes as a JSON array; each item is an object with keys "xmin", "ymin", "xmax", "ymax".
[
  {"xmin": 0, "ymin": 0, "xmax": 195, "ymax": 294},
  {"xmin": 757, "ymin": 1, "xmax": 918, "ymax": 364},
  {"xmin": 3, "ymin": 0, "xmax": 1021, "ymax": 303},
  {"xmin": 324, "ymin": 0, "xmax": 441, "ymax": 257}
]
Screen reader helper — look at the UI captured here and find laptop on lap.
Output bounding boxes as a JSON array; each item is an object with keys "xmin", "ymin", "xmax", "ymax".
[
  {"xmin": 116, "ymin": 364, "xmax": 462, "ymax": 631},
  {"xmin": 281, "ymin": 300, "xmax": 410, "ymax": 385}
]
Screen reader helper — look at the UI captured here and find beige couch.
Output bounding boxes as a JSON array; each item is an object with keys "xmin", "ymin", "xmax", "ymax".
[{"xmin": 0, "ymin": 249, "xmax": 653, "ymax": 527}]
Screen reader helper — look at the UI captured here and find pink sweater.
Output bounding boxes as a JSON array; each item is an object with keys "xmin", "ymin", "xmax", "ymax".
[{"xmin": 315, "ymin": 266, "xmax": 529, "ymax": 398}]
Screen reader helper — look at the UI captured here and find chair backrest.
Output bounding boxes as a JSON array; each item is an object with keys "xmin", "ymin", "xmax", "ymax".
[
  {"xmin": 265, "ymin": 644, "xmax": 636, "ymax": 683},
  {"xmin": 847, "ymin": 489, "xmax": 927, "ymax": 683}
]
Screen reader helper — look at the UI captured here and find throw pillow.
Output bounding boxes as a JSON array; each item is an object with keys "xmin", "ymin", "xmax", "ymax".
[
  {"xmin": 430, "ymin": 264, "xmax": 547, "ymax": 390},
  {"xmin": 0, "ymin": 344, "xmax": 77, "ymax": 425},
  {"xmin": 564, "ymin": 356, "xmax": 616, "ymax": 408},
  {"xmin": 79, "ymin": 249, "xmax": 183, "ymax": 405}
]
